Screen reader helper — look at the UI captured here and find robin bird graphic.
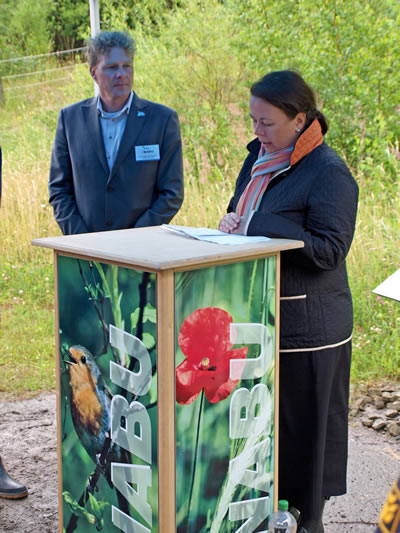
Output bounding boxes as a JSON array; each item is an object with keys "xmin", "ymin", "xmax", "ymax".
[
  {"xmin": 64, "ymin": 345, "xmax": 129, "ymax": 485},
  {"xmin": 64, "ymin": 345, "xmax": 132, "ymax": 524}
]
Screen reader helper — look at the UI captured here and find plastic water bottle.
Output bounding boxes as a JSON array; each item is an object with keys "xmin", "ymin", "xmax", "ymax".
[{"xmin": 267, "ymin": 499, "xmax": 297, "ymax": 532}]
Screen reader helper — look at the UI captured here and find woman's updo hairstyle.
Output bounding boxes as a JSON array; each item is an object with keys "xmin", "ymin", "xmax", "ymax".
[{"xmin": 250, "ymin": 70, "xmax": 328, "ymax": 134}]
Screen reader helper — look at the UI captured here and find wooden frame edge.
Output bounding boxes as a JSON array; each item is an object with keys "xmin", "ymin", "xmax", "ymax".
[
  {"xmin": 274, "ymin": 252, "xmax": 281, "ymax": 513},
  {"xmin": 157, "ymin": 270, "xmax": 176, "ymax": 532},
  {"xmin": 54, "ymin": 252, "xmax": 64, "ymax": 532}
]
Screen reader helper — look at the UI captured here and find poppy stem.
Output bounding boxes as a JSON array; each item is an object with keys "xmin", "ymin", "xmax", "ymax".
[
  {"xmin": 187, "ymin": 390, "xmax": 204, "ymax": 530},
  {"xmin": 246, "ymin": 259, "xmax": 258, "ymax": 321}
]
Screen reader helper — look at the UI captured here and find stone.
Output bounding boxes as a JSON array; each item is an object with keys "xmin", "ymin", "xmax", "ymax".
[
  {"xmin": 364, "ymin": 409, "xmax": 383, "ymax": 420},
  {"xmin": 372, "ymin": 419, "xmax": 386, "ymax": 431},
  {"xmin": 351, "ymin": 396, "xmax": 369, "ymax": 411},
  {"xmin": 384, "ymin": 409, "xmax": 399, "ymax": 419},
  {"xmin": 382, "ymin": 392, "xmax": 393, "ymax": 402},
  {"xmin": 386, "ymin": 401, "xmax": 400, "ymax": 411},
  {"xmin": 349, "ymin": 383, "xmax": 400, "ymax": 437},
  {"xmin": 374, "ymin": 397, "xmax": 385, "ymax": 409},
  {"xmin": 387, "ymin": 422, "xmax": 400, "ymax": 437},
  {"xmin": 361, "ymin": 417, "xmax": 374, "ymax": 427}
]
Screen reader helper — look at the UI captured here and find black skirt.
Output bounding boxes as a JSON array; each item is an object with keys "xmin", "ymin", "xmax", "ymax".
[{"xmin": 278, "ymin": 341, "xmax": 352, "ymax": 521}]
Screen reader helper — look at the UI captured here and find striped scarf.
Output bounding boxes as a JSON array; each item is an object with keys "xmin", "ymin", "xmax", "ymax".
[{"xmin": 236, "ymin": 144, "xmax": 294, "ymax": 217}]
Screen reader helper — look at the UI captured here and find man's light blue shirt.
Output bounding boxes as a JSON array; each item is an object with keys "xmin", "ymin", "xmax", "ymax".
[{"xmin": 97, "ymin": 91, "xmax": 134, "ymax": 170}]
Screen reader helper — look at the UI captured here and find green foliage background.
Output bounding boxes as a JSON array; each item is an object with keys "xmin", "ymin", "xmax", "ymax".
[{"xmin": 0, "ymin": 0, "xmax": 399, "ymax": 396}]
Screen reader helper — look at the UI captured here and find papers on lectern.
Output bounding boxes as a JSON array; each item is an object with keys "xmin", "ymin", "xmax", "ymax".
[{"xmin": 162, "ymin": 224, "xmax": 270, "ymax": 245}]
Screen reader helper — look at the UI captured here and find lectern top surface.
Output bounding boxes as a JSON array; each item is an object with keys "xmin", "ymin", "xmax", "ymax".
[{"xmin": 32, "ymin": 226, "xmax": 303, "ymax": 271}]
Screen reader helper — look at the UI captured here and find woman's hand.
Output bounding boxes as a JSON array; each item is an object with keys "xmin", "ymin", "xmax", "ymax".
[{"xmin": 219, "ymin": 213, "xmax": 247, "ymax": 234}]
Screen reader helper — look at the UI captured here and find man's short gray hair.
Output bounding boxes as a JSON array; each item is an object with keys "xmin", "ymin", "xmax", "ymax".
[{"xmin": 87, "ymin": 31, "xmax": 135, "ymax": 67}]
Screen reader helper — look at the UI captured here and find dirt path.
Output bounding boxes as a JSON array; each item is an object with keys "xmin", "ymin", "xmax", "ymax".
[
  {"xmin": 0, "ymin": 394, "xmax": 58, "ymax": 532},
  {"xmin": 0, "ymin": 393, "xmax": 399, "ymax": 532}
]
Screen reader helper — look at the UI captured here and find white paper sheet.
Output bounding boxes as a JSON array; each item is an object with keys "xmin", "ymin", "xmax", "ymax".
[
  {"xmin": 373, "ymin": 268, "xmax": 400, "ymax": 302},
  {"xmin": 162, "ymin": 224, "xmax": 270, "ymax": 245}
]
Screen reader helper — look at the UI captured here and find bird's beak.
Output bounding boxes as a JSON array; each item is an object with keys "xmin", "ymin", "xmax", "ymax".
[{"xmin": 62, "ymin": 346, "xmax": 77, "ymax": 365}]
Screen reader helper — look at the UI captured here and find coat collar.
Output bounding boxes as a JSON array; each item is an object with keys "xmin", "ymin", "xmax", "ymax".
[
  {"xmin": 246, "ymin": 119, "xmax": 324, "ymax": 166},
  {"xmin": 246, "ymin": 137, "xmax": 261, "ymax": 157},
  {"xmin": 290, "ymin": 119, "xmax": 323, "ymax": 166},
  {"xmin": 81, "ymin": 97, "xmax": 109, "ymax": 174}
]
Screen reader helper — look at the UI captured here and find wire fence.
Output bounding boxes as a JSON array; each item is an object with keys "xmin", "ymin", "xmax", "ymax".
[
  {"xmin": 0, "ymin": 47, "xmax": 87, "ymax": 98},
  {"xmin": 3, "ymin": 76, "xmax": 74, "ymax": 92},
  {"xmin": 0, "ymin": 46, "xmax": 86, "ymax": 64},
  {"xmin": 3, "ymin": 64, "xmax": 77, "ymax": 81}
]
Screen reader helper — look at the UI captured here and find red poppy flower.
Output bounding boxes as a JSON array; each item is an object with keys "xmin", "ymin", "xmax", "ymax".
[{"xmin": 176, "ymin": 307, "xmax": 247, "ymax": 405}]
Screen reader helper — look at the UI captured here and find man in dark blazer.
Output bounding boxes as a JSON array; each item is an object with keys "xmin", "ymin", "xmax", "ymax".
[{"xmin": 49, "ymin": 31, "xmax": 184, "ymax": 235}]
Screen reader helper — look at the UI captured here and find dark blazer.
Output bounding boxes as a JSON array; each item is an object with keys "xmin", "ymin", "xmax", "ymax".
[
  {"xmin": 49, "ymin": 93, "xmax": 184, "ymax": 235},
  {"xmin": 228, "ymin": 138, "xmax": 359, "ymax": 351}
]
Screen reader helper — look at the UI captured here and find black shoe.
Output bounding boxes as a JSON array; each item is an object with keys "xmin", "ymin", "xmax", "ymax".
[
  {"xmin": 298, "ymin": 524, "xmax": 324, "ymax": 533},
  {"xmin": 0, "ymin": 457, "xmax": 28, "ymax": 499},
  {"xmin": 298, "ymin": 520, "xmax": 324, "ymax": 533},
  {"xmin": 298, "ymin": 495, "xmax": 326, "ymax": 533}
]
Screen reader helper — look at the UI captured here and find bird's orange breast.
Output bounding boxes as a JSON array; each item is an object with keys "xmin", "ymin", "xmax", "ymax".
[{"xmin": 71, "ymin": 383, "xmax": 103, "ymax": 436}]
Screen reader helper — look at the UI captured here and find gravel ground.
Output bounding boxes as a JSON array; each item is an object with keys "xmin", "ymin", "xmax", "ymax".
[{"xmin": 0, "ymin": 393, "xmax": 399, "ymax": 533}]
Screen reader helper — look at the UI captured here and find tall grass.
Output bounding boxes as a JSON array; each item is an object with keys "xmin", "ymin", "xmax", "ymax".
[
  {"xmin": 0, "ymin": 0, "xmax": 399, "ymax": 396},
  {"xmin": 348, "ymin": 183, "xmax": 400, "ymax": 382}
]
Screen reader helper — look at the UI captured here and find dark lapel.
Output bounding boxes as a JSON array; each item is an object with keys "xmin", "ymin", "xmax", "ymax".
[
  {"xmin": 109, "ymin": 93, "xmax": 150, "ymax": 182},
  {"xmin": 81, "ymin": 98, "xmax": 109, "ymax": 175}
]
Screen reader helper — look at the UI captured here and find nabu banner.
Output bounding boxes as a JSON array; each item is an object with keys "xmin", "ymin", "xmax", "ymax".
[
  {"xmin": 57, "ymin": 256, "xmax": 158, "ymax": 532},
  {"xmin": 56, "ymin": 254, "xmax": 276, "ymax": 532},
  {"xmin": 175, "ymin": 258, "xmax": 276, "ymax": 533}
]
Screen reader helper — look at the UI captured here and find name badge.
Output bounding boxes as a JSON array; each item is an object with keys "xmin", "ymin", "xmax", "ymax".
[{"xmin": 135, "ymin": 145, "xmax": 160, "ymax": 161}]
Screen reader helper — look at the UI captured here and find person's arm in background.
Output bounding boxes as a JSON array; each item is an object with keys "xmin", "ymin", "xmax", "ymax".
[
  {"xmin": 134, "ymin": 110, "xmax": 184, "ymax": 228},
  {"xmin": 48, "ymin": 109, "xmax": 89, "ymax": 235}
]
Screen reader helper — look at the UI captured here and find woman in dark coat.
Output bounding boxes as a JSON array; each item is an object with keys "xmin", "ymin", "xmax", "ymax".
[{"xmin": 219, "ymin": 71, "xmax": 358, "ymax": 533}]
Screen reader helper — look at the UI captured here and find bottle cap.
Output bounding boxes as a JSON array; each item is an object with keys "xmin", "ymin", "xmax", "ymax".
[{"xmin": 278, "ymin": 499, "xmax": 289, "ymax": 511}]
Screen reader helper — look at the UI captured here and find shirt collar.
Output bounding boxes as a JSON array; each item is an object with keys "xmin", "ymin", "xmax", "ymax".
[{"xmin": 97, "ymin": 91, "xmax": 134, "ymax": 118}]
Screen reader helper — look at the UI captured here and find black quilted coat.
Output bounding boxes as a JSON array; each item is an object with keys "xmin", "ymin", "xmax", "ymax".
[{"xmin": 228, "ymin": 137, "xmax": 359, "ymax": 352}]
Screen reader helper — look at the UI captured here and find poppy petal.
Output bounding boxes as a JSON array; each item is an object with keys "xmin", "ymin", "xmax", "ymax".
[
  {"xmin": 176, "ymin": 359, "xmax": 209, "ymax": 405},
  {"xmin": 178, "ymin": 307, "xmax": 233, "ymax": 366},
  {"xmin": 203, "ymin": 348, "xmax": 247, "ymax": 403}
]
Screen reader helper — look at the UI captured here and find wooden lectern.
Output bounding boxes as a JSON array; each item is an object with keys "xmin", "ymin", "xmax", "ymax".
[{"xmin": 33, "ymin": 226, "xmax": 303, "ymax": 533}]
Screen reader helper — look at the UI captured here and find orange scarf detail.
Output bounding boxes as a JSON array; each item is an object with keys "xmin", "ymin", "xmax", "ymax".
[{"xmin": 290, "ymin": 119, "xmax": 323, "ymax": 166}]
